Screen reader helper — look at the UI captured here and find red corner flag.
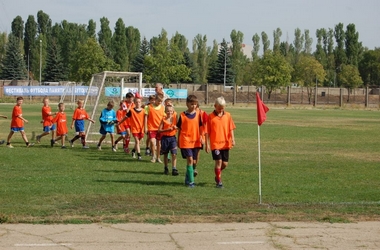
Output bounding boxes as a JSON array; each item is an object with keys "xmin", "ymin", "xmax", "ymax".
[{"xmin": 256, "ymin": 92, "xmax": 269, "ymax": 126}]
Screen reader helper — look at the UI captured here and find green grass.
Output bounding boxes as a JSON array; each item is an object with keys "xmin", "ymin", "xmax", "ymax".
[{"xmin": 0, "ymin": 103, "xmax": 379, "ymax": 224}]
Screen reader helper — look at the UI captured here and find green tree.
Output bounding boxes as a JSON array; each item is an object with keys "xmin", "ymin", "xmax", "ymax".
[
  {"xmin": 11, "ymin": 16, "xmax": 24, "ymax": 40},
  {"xmin": 345, "ymin": 23, "xmax": 361, "ymax": 67},
  {"xmin": 192, "ymin": 34, "xmax": 210, "ymax": 83},
  {"xmin": 131, "ymin": 37, "xmax": 149, "ymax": 73},
  {"xmin": 294, "ymin": 54, "xmax": 326, "ymax": 104},
  {"xmin": 98, "ymin": 17, "xmax": 113, "ymax": 58},
  {"xmin": 255, "ymin": 51, "xmax": 293, "ymax": 99},
  {"xmin": 37, "ymin": 10, "xmax": 51, "ymax": 35},
  {"xmin": 87, "ymin": 19, "xmax": 96, "ymax": 39},
  {"xmin": 273, "ymin": 28, "xmax": 282, "ymax": 53},
  {"xmin": 230, "ymin": 29, "xmax": 247, "ymax": 85},
  {"xmin": 207, "ymin": 39, "xmax": 233, "ymax": 84},
  {"xmin": 293, "ymin": 28, "xmax": 304, "ymax": 64},
  {"xmin": 0, "ymin": 34, "xmax": 27, "ymax": 80},
  {"xmin": 303, "ymin": 29, "xmax": 313, "ymax": 54},
  {"xmin": 359, "ymin": 48, "xmax": 380, "ymax": 86},
  {"xmin": 125, "ymin": 26, "xmax": 141, "ymax": 71},
  {"xmin": 24, "ymin": 15, "xmax": 37, "ymax": 77},
  {"xmin": 252, "ymin": 33, "xmax": 260, "ymax": 61},
  {"xmin": 338, "ymin": 64, "xmax": 363, "ymax": 102},
  {"xmin": 144, "ymin": 29, "xmax": 190, "ymax": 84},
  {"xmin": 111, "ymin": 18, "xmax": 127, "ymax": 71},
  {"xmin": 43, "ymin": 38, "xmax": 66, "ymax": 81},
  {"xmin": 70, "ymin": 38, "xmax": 117, "ymax": 83},
  {"xmin": 261, "ymin": 31, "xmax": 270, "ymax": 53}
]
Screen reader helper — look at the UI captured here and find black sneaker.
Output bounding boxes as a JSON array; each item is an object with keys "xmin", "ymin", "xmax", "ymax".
[
  {"xmin": 193, "ymin": 169, "xmax": 198, "ymax": 177},
  {"xmin": 50, "ymin": 139, "xmax": 55, "ymax": 147},
  {"xmin": 145, "ymin": 148, "xmax": 151, "ymax": 156},
  {"xmin": 164, "ymin": 167, "xmax": 169, "ymax": 175},
  {"xmin": 172, "ymin": 168, "xmax": 179, "ymax": 176}
]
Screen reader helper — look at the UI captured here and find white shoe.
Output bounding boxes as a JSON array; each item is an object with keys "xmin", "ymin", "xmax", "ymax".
[
  {"xmin": 112, "ymin": 147, "xmax": 117, "ymax": 152},
  {"xmin": 7, "ymin": 144, "xmax": 14, "ymax": 148},
  {"xmin": 83, "ymin": 145, "xmax": 90, "ymax": 149},
  {"xmin": 97, "ymin": 146, "xmax": 101, "ymax": 150}
]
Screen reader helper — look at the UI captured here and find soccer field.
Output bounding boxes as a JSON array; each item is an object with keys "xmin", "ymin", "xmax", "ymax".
[{"xmin": 0, "ymin": 103, "xmax": 379, "ymax": 223}]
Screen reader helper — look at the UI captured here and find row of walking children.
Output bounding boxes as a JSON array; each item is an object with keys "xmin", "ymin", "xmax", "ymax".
[{"xmin": 1, "ymin": 93, "xmax": 236, "ymax": 188}]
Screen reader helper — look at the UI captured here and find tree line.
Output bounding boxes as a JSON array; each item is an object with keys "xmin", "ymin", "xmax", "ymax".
[{"xmin": 0, "ymin": 10, "xmax": 379, "ymax": 101}]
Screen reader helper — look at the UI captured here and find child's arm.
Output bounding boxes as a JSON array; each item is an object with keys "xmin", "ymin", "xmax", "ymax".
[
  {"xmin": 144, "ymin": 114, "xmax": 148, "ymax": 134},
  {"xmin": 70, "ymin": 119, "xmax": 75, "ymax": 129},
  {"xmin": 17, "ymin": 114, "xmax": 28, "ymax": 123},
  {"xmin": 230, "ymin": 129, "xmax": 235, "ymax": 147},
  {"xmin": 205, "ymin": 133, "xmax": 210, "ymax": 153},
  {"xmin": 87, "ymin": 117, "xmax": 95, "ymax": 123}
]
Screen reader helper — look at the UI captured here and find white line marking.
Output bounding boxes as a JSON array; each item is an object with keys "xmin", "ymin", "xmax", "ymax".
[
  {"xmin": 217, "ymin": 241, "xmax": 265, "ymax": 245},
  {"xmin": 15, "ymin": 243, "xmax": 72, "ymax": 247}
]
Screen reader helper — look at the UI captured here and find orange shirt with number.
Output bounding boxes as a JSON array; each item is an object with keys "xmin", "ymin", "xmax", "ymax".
[
  {"xmin": 11, "ymin": 105, "xmax": 23, "ymax": 128},
  {"xmin": 52, "ymin": 112, "xmax": 68, "ymax": 136},
  {"xmin": 42, "ymin": 106, "xmax": 53, "ymax": 126}
]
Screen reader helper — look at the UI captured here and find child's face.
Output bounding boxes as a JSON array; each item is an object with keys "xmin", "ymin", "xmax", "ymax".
[
  {"xmin": 59, "ymin": 105, "xmax": 65, "ymax": 112},
  {"xmin": 107, "ymin": 104, "xmax": 114, "ymax": 110},
  {"xmin": 154, "ymin": 99, "xmax": 162, "ymax": 106},
  {"xmin": 43, "ymin": 99, "xmax": 49, "ymax": 106},
  {"xmin": 77, "ymin": 101, "xmax": 84, "ymax": 108},
  {"xmin": 186, "ymin": 101, "xmax": 197, "ymax": 112},
  {"xmin": 126, "ymin": 97, "xmax": 134, "ymax": 104},
  {"xmin": 165, "ymin": 107, "xmax": 174, "ymax": 117},
  {"xmin": 134, "ymin": 98, "xmax": 142, "ymax": 108},
  {"xmin": 16, "ymin": 99, "xmax": 23, "ymax": 106},
  {"xmin": 214, "ymin": 104, "xmax": 225, "ymax": 114}
]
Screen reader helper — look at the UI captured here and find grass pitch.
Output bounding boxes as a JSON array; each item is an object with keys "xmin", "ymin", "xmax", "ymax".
[{"xmin": 0, "ymin": 103, "xmax": 379, "ymax": 224}]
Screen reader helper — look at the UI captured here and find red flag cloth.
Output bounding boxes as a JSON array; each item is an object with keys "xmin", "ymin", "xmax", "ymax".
[{"xmin": 256, "ymin": 92, "xmax": 269, "ymax": 126}]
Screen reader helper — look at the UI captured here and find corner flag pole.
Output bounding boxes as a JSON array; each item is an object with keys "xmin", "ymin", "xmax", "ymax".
[
  {"xmin": 258, "ymin": 124, "xmax": 262, "ymax": 204},
  {"xmin": 256, "ymin": 91, "xmax": 269, "ymax": 205}
]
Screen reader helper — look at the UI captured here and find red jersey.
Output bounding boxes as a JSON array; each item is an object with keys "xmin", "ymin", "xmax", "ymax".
[
  {"xmin": 146, "ymin": 104, "xmax": 165, "ymax": 131},
  {"xmin": 52, "ymin": 112, "xmax": 68, "ymax": 136},
  {"xmin": 11, "ymin": 105, "xmax": 23, "ymax": 128},
  {"xmin": 129, "ymin": 108, "xmax": 145, "ymax": 134},
  {"xmin": 72, "ymin": 108, "xmax": 89, "ymax": 120},
  {"xmin": 177, "ymin": 110, "xmax": 202, "ymax": 149},
  {"xmin": 42, "ymin": 106, "xmax": 53, "ymax": 126},
  {"xmin": 207, "ymin": 111, "xmax": 236, "ymax": 150}
]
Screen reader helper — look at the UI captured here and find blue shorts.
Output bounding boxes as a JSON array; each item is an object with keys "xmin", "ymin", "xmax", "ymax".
[
  {"xmin": 74, "ymin": 120, "xmax": 85, "ymax": 133},
  {"xmin": 99, "ymin": 126, "xmax": 115, "ymax": 135},
  {"xmin": 11, "ymin": 127, "xmax": 24, "ymax": 132},
  {"xmin": 180, "ymin": 148, "xmax": 200, "ymax": 159},
  {"xmin": 160, "ymin": 136, "xmax": 177, "ymax": 155},
  {"xmin": 43, "ymin": 124, "xmax": 56, "ymax": 133},
  {"xmin": 119, "ymin": 131, "xmax": 127, "ymax": 136}
]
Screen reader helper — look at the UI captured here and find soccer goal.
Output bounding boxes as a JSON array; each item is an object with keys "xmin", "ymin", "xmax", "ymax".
[
  {"xmin": 83, "ymin": 71, "xmax": 143, "ymax": 145},
  {"xmin": 59, "ymin": 82, "xmax": 77, "ymax": 110}
]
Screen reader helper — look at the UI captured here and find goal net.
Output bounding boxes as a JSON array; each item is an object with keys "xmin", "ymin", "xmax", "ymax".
[
  {"xmin": 83, "ymin": 71, "xmax": 143, "ymax": 146},
  {"xmin": 59, "ymin": 82, "xmax": 77, "ymax": 110}
]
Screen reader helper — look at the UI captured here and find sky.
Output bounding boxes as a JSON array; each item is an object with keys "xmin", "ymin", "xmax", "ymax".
[{"xmin": 0, "ymin": 0, "xmax": 379, "ymax": 51}]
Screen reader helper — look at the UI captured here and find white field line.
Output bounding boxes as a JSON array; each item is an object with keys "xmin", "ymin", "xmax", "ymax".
[{"xmin": 217, "ymin": 241, "xmax": 265, "ymax": 245}]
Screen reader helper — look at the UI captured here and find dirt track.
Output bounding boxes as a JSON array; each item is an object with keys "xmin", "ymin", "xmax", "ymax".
[{"xmin": 1, "ymin": 222, "xmax": 379, "ymax": 249}]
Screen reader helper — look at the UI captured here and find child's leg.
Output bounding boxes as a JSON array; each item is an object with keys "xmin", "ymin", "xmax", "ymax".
[
  {"xmin": 80, "ymin": 132, "xmax": 86, "ymax": 146},
  {"xmin": 163, "ymin": 153, "xmax": 169, "ymax": 174},
  {"xmin": 156, "ymin": 140, "xmax": 161, "ymax": 161},
  {"xmin": 214, "ymin": 159, "xmax": 223, "ymax": 184},
  {"xmin": 185, "ymin": 156, "xmax": 195, "ymax": 185},
  {"xmin": 171, "ymin": 153, "xmax": 177, "ymax": 169},
  {"xmin": 7, "ymin": 131, "xmax": 14, "ymax": 143},
  {"xmin": 98, "ymin": 135, "xmax": 106, "ymax": 145},
  {"xmin": 150, "ymin": 137, "xmax": 157, "ymax": 161},
  {"xmin": 70, "ymin": 134, "xmax": 80, "ymax": 142},
  {"xmin": 20, "ymin": 130, "xmax": 29, "ymax": 143},
  {"xmin": 61, "ymin": 135, "xmax": 65, "ymax": 146}
]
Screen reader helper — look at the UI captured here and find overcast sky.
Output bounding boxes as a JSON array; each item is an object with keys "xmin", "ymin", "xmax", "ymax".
[{"xmin": 0, "ymin": 0, "xmax": 379, "ymax": 51}]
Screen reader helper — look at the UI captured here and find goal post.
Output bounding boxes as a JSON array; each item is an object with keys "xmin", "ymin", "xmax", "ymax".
[{"xmin": 83, "ymin": 71, "xmax": 143, "ymax": 145}]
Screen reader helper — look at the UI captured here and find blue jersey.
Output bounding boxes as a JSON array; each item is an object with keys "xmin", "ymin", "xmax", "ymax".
[{"xmin": 99, "ymin": 108, "xmax": 117, "ymax": 134}]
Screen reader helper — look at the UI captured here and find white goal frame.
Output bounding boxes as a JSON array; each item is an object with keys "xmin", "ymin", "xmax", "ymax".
[{"xmin": 83, "ymin": 71, "xmax": 143, "ymax": 143}]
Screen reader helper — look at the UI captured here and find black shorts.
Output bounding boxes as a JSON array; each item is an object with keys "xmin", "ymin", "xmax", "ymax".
[{"xmin": 211, "ymin": 149, "xmax": 229, "ymax": 162}]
